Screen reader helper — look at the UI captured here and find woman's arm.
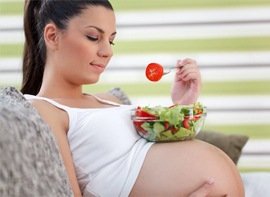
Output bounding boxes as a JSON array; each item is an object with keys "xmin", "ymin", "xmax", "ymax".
[{"xmin": 31, "ymin": 100, "xmax": 82, "ymax": 197}]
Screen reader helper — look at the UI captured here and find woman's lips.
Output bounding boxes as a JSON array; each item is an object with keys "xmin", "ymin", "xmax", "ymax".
[{"xmin": 89, "ymin": 63, "xmax": 106, "ymax": 73}]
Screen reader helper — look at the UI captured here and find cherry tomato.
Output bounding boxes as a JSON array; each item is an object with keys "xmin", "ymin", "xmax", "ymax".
[
  {"xmin": 193, "ymin": 114, "xmax": 201, "ymax": 121},
  {"xmin": 133, "ymin": 121, "xmax": 148, "ymax": 135},
  {"xmin": 135, "ymin": 107, "xmax": 156, "ymax": 119},
  {"xmin": 134, "ymin": 106, "xmax": 157, "ymax": 136},
  {"xmin": 163, "ymin": 122, "xmax": 170, "ymax": 130},
  {"xmin": 145, "ymin": 63, "xmax": 164, "ymax": 82},
  {"xmin": 182, "ymin": 118, "xmax": 190, "ymax": 129},
  {"xmin": 170, "ymin": 126, "xmax": 179, "ymax": 134}
]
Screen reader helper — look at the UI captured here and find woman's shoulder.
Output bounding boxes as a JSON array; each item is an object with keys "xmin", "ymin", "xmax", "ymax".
[{"xmin": 29, "ymin": 99, "xmax": 69, "ymax": 131}]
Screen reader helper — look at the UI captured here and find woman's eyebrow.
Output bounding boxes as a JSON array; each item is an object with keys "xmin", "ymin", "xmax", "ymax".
[{"xmin": 86, "ymin": 25, "xmax": 117, "ymax": 36}]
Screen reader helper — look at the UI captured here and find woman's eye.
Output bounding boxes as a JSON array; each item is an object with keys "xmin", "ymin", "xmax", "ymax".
[
  {"xmin": 110, "ymin": 41, "xmax": 115, "ymax": 46},
  {"xmin": 86, "ymin": 36, "xmax": 98, "ymax": 41}
]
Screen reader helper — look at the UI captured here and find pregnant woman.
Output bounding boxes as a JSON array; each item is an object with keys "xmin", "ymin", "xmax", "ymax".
[{"xmin": 22, "ymin": 0, "xmax": 244, "ymax": 196}]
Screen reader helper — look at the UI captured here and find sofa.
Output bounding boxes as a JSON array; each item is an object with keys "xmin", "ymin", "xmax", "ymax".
[
  {"xmin": 0, "ymin": 86, "xmax": 269, "ymax": 197},
  {"xmin": 0, "ymin": 87, "xmax": 73, "ymax": 196}
]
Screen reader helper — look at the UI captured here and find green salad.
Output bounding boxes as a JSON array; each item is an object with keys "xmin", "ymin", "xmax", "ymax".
[{"xmin": 132, "ymin": 103, "xmax": 206, "ymax": 142}]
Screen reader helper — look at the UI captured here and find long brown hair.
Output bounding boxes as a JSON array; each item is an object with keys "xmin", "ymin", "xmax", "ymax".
[{"xmin": 21, "ymin": 0, "xmax": 113, "ymax": 95}]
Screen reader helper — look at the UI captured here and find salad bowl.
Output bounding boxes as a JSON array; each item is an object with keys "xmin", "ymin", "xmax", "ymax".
[{"xmin": 132, "ymin": 103, "xmax": 206, "ymax": 142}]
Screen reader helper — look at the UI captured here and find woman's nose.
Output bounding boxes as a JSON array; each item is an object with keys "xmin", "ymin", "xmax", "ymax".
[{"xmin": 97, "ymin": 41, "xmax": 113, "ymax": 58}]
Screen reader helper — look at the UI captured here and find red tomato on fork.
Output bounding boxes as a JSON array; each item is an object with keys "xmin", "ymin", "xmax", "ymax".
[{"xmin": 145, "ymin": 63, "xmax": 164, "ymax": 82}]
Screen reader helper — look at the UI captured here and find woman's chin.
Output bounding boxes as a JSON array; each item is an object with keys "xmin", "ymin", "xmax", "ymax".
[{"xmin": 84, "ymin": 77, "xmax": 100, "ymax": 85}]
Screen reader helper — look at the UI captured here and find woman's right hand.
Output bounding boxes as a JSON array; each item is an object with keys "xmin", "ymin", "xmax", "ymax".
[{"xmin": 188, "ymin": 178, "xmax": 215, "ymax": 197}]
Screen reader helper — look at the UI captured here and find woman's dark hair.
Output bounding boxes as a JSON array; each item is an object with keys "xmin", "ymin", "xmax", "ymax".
[{"xmin": 21, "ymin": 0, "xmax": 113, "ymax": 95}]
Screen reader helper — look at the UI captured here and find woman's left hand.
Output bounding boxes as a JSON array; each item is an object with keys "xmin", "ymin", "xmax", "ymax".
[{"xmin": 171, "ymin": 58, "xmax": 201, "ymax": 105}]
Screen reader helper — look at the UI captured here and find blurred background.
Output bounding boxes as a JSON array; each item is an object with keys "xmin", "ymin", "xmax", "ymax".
[{"xmin": 0, "ymin": 0, "xmax": 270, "ymax": 171}]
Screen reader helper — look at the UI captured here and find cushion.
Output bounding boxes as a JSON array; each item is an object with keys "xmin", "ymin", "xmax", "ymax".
[
  {"xmin": 108, "ymin": 87, "xmax": 249, "ymax": 164},
  {"xmin": 196, "ymin": 130, "xmax": 249, "ymax": 164},
  {"xmin": 0, "ymin": 87, "xmax": 73, "ymax": 197},
  {"xmin": 108, "ymin": 87, "xmax": 132, "ymax": 105}
]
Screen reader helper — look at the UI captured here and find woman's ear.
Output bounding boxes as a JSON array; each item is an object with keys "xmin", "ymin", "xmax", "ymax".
[{"xmin": 43, "ymin": 23, "xmax": 60, "ymax": 50}]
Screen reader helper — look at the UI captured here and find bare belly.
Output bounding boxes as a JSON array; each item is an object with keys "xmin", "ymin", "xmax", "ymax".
[{"xmin": 130, "ymin": 139, "xmax": 244, "ymax": 197}]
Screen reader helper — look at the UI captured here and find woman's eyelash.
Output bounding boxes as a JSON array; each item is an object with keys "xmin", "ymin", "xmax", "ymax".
[
  {"xmin": 86, "ymin": 35, "xmax": 115, "ymax": 46},
  {"xmin": 86, "ymin": 36, "xmax": 98, "ymax": 41}
]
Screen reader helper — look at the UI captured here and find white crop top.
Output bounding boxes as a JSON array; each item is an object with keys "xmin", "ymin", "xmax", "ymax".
[{"xmin": 24, "ymin": 94, "xmax": 153, "ymax": 197}]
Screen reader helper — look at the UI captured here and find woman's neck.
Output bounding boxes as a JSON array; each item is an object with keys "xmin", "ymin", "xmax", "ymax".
[
  {"xmin": 37, "ymin": 78, "xmax": 84, "ymax": 99},
  {"xmin": 38, "ymin": 65, "xmax": 85, "ymax": 99}
]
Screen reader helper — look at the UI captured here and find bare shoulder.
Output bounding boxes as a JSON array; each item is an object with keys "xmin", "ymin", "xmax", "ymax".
[
  {"xmin": 30, "ymin": 99, "xmax": 59, "ymax": 118},
  {"xmin": 94, "ymin": 92, "xmax": 123, "ymax": 104},
  {"xmin": 29, "ymin": 99, "xmax": 68, "ymax": 132}
]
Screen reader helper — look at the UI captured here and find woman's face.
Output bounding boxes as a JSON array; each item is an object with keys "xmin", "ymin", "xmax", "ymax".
[{"xmin": 53, "ymin": 6, "xmax": 116, "ymax": 85}]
